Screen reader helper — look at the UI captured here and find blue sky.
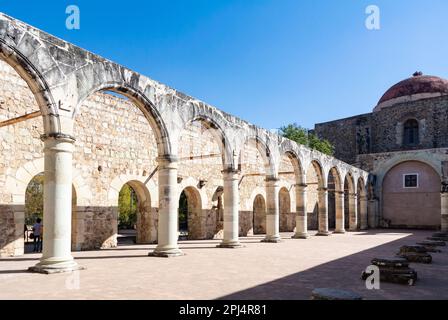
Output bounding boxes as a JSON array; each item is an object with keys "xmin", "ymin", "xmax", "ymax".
[{"xmin": 2, "ymin": 0, "xmax": 448, "ymax": 129}]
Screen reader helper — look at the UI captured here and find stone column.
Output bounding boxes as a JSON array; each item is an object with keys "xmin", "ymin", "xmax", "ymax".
[
  {"xmin": 317, "ymin": 188, "xmax": 331, "ymax": 236},
  {"xmin": 29, "ymin": 134, "xmax": 81, "ymax": 274},
  {"xmin": 441, "ymin": 192, "xmax": 448, "ymax": 232},
  {"xmin": 368, "ymin": 199, "xmax": 378, "ymax": 228},
  {"xmin": 334, "ymin": 191, "xmax": 345, "ymax": 233},
  {"xmin": 217, "ymin": 169, "xmax": 243, "ymax": 248},
  {"xmin": 349, "ymin": 193, "xmax": 358, "ymax": 231},
  {"xmin": 359, "ymin": 195, "xmax": 368, "ymax": 230},
  {"xmin": 149, "ymin": 156, "xmax": 183, "ymax": 257},
  {"xmin": 262, "ymin": 177, "xmax": 281, "ymax": 243},
  {"xmin": 292, "ymin": 184, "xmax": 309, "ymax": 239}
]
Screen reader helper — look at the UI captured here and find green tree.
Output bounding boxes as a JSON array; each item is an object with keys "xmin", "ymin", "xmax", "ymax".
[
  {"xmin": 25, "ymin": 174, "xmax": 44, "ymax": 225},
  {"xmin": 118, "ymin": 184, "xmax": 138, "ymax": 229},
  {"xmin": 280, "ymin": 123, "xmax": 334, "ymax": 156}
]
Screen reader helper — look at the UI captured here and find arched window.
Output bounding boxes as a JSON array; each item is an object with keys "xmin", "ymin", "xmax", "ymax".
[{"xmin": 403, "ymin": 119, "xmax": 419, "ymax": 146}]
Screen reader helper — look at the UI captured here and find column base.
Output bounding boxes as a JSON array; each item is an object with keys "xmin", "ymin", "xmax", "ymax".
[
  {"xmin": 292, "ymin": 233, "xmax": 309, "ymax": 239},
  {"xmin": 349, "ymin": 228, "xmax": 358, "ymax": 232},
  {"xmin": 216, "ymin": 241, "xmax": 245, "ymax": 249},
  {"xmin": 28, "ymin": 259, "xmax": 84, "ymax": 274},
  {"xmin": 333, "ymin": 230, "xmax": 346, "ymax": 234},
  {"xmin": 261, "ymin": 235, "xmax": 282, "ymax": 243},
  {"xmin": 148, "ymin": 247, "xmax": 184, "ymax": 258},
  {"xmin": 316, "ymin": 231, "xmax": 332, "ymax": 236}
]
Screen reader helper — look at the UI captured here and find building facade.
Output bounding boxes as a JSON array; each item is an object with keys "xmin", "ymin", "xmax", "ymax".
[{"xmin": 315, "ymin": 72, "xmax": 448, "ymax": 230}]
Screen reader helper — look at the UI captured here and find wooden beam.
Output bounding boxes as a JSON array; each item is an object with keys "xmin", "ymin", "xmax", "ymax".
[{"xmin": 0, "ymin": 110, "xmax": 41, "ymax": 128}]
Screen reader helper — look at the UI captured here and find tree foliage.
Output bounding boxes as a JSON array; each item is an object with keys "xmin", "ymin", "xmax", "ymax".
[
  {"xmin": 118, "ymin": 184, "xmax": 138, "ymax": 229},
  {"xmin": 25, "ymin": 174, "xmax": 44, "ymax": 225},
  {"xmin": 280, "ymin": 123, "xmax": 334, "ymax": 156}
]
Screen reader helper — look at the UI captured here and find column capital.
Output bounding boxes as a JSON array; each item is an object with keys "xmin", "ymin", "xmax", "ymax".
[
  {"xmin": 295, "ymin": 183, "xmax": 308, "ymax": 191},
  {"xmin": 335, "ymin": 190, "xmax": 344, "ymax": 195},
  {"xmin": 221, "ymin": 168, "xmax": 241, "ymax": 175},
  {"xmin": 40, "ymin": 133, "xmax": 76, "ymax": 144},
  {"xmin": 265, "ymin": 176, "xmax": 280, "ymax": 183},
  {"xmin": 221, "ymin": 169, "xmax": 240, "ymax": 180},
  {"xmin": 317, "ymin": 187, "xmax": 328, "ymax": 192},
  {"xmin": 157, "ymin": 155, "xmax": 179, "ymax": 168}
]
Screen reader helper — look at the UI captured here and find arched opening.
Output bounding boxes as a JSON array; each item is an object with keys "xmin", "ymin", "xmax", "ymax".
[
  {"xmin": 344, "ymin": 174, "xmax": 356, "ymax": 231},
  {"xmin": 24, "ymin": 173, "xmax": 77, "ymax": 254},
  {"xmin": 212, "ymin": 186, "xmax": 224, "ymax": 239},
  {"xmin": 403, "ymin": 119, "xmax": 419, "ymax": 146},
  {"xmin": 253, "ymin": 194, "xmax": 266, "ymax": 234},
  {"xmin": 306, "ymin": 161, "xmax": 324, "ymax": 231},
  {"xmin": 178, "ymin": 119, "xmax": 226, "ymax": 240},
  {"xmin": 74, "ymin": 89, "xmax": 160, "ymax": 250},
  {"xmin": 0, "ymin": 56, "xmax": 50, "ymax": 257},
  {"xmin": 382, "ymin": 160, "xmax": 440, "ymax": 229},
  {"xmin": 178, "ymin": 187, "xmax": 203, "ymax": 240},
  {"xmin": 239, "ymin": 137, "xmax": 271, "ymax": 236},
  {"xmin": 327, "ymin": 168, "xmax": 342, "ymax": 230},
  {"xmin": 279, "ymin": 187, "xmax": 292, "ymax": 232},
  {"xmin": 117, "ymin": 181, "xmax": 153, "ymax": 245}
]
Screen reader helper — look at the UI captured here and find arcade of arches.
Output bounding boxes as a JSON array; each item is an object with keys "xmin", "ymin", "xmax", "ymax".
[{"xmin": 0, "ymin": 13, "xmax": 446, "ymax": 275}]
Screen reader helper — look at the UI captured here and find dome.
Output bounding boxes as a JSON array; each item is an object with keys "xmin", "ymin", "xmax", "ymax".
[{"xmin": 373, "ymin": 72, "xmax": 448, "ymax": 112}]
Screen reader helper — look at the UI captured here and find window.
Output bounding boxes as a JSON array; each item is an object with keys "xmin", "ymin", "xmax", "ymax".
[
  {"xmin": 403, "ymin": 119, "xmax": 419, "ymax": 146},
  {"xmin": 403, "ymin": 174, "xmax": 418, "ymax": 188}
]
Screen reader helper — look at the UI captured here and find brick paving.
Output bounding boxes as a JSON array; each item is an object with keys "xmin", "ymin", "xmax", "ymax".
[{"xmin": 0, "ymin": 229, "xmax": 446, "ymax": 300}]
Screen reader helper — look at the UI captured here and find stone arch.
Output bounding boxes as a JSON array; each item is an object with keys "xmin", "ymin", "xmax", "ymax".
[
  {"xmin": 238, "ymin": 135, "xmax": 276, "ymax": 178},
  {"xmin": 344, "ymin": 172, "xmax": 357, "ymax": 231},
  {"xmin": 0, "ymin": 34, "xmax": 60, "ymax": 134},
  {"xmin": 305, "ymin": 159, "xmax": 326, "ymax": 231},
  {"xmin": 181, "ymin": 115, "xmax": 235, "ymax": 169},
  {"xmin": 253, "ymin": 194, "xmax": 267, "ymax": 235},
  {"xmin": 74, "ymin": 77, "xmax": 171, "ymax": 157},
  {"xmin": 327, "ymin": 167, "xmax": 343, "ymax": 230},
  {"xmin": 179, "ymin": 185, "xmax": 204, "ymax": 240},
  {"xmin": 279, "ymin": 186, "xmax": 293, "ymax": 232},
  {"xmin": 382, "ymin": 160, "xmax": 441, "ymax": 229}
]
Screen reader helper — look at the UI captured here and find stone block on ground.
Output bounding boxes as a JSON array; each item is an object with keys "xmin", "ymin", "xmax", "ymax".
[
  {"xmin": 397, "ymin": 252, "xmax": 432, "ymax": 264},
  {"xmin": 311, "ymin": 288, "xmax": 363, "ymax": 300},
  {"xmin": 362, "ymin": 257, "xmax": 417, "ymax": 286}
]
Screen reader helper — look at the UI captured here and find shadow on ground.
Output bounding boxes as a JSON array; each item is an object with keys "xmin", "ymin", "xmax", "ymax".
[{"xmin": 218, "ymin": 230, "xmax": 448, "ymax": 300}]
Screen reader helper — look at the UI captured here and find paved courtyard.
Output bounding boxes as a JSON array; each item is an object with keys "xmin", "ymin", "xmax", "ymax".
[{"xmin": 0, "ymin": 229, "xmax": 447, "ymax": 300}]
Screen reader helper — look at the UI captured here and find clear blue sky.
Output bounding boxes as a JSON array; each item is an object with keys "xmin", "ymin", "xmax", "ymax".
[{"xmin": 2, "ymin": 0, "xmax": 448, "ymax": 129}]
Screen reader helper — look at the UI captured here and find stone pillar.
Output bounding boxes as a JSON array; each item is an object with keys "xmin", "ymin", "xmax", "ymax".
[
  {"xmin": 149, "ymin": 156, "xmax": 183, "ymax": 257},
  {"xmin": 334, "ymin": 191, "xmax": 345, "ymax": 234},
  {"xmin": 317, "ymin": 188, "xmax": 331, "ymax": 236},
  {"xmin": 292, "ymin": 184, "xmax": 309, "ymax": 239},
  {"xmin": 441, "ymin": 192, "xmax": 448, "ymax": 232},
  {"xmin": 368, "ymin": 199, "xmax": 378, "ymax": 228},
  {"xmin": 29, "ymin": 134, "xmax": 81, "ymax": 274},
  {"xmin": 217, "ymin": 170, "xmax": 243, "ymax": 248},
  {"xmin": 359, "ymin": 195, "xmax": 368, "ymax": 230},
  {"xmin": 349, "ymin": 193, "xmax": 358, "ymax": 231},
  {"xmin": 262, "ymin": 177, "xmax": 281, "ymax": 243}
]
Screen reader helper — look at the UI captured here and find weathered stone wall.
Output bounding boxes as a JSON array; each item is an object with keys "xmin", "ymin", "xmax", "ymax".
[
  {"xmin": 0, "ymin": 59, "xmax": 300, "ymax": 255},
  {"xmin": 315, "ymin": 96, "xmax": 448, "ymax": 165}
]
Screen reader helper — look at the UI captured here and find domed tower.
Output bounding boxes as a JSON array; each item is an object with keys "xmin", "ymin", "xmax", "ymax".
[{"xmin": 373, "ymin": 72, "xmax": 448, "ymax": 112}]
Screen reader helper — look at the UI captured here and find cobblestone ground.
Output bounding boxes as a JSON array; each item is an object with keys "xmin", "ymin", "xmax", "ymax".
[{"xmin": 0, "ymin": 229, "xmax": 446, "ymax": 300}]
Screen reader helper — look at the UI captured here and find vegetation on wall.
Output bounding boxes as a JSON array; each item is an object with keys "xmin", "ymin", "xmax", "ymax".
[{"xmin": 280, "ymin": 123, "xmax": 334, "ymax": 156}]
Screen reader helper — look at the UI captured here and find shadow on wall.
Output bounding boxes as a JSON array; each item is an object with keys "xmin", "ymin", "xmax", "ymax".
[{"xmin": 217, "ymin": 230, "xmax": 448, "ymax": 300}]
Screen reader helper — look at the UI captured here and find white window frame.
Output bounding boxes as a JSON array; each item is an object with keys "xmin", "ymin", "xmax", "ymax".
[{"xmin": 403, "ymin": 173, "xmax": 419, "ymax": 189}]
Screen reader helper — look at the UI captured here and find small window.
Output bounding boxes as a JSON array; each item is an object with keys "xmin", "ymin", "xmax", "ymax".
[
  {"xmin": 403, "ymin": 119, "xmax": 419, "ymax": 146},
  {"xmin": 403, "ymin": 174, "xmax": 418, "ymax": 188}
]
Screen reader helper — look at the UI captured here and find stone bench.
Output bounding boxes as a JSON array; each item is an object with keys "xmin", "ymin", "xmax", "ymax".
[
  {"xmin": 361, "ymin": 257, "xmax": 417, "ymax": 286},
  {"xmin": 311, "ymin": 288, "xmax": 363, "ymax": 300},
  {"xmin": 397, "ymin": 245, "xmax": 432, "ymax": 264}
]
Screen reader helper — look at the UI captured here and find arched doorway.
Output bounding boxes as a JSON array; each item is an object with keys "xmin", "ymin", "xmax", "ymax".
[
  {"xmin": 382, "ymin": 160, "xmax": 440, "ymax": 229},
  {"xmin": 253, "ymin": 194, "xmax": 266, "ymax": 234},
  {"xmin": 279, "ymin": 187, "xmax": 292, "ymax": 232},
  {"xmin": 212, "ymin": 186, "xmax": 224, "ymax": 239},
  {"xmin": 117, "ymin": 181, "xmax": 153, "ymax": 245},
  {"xmin": 327, "ymin": 172, "xmax": 336, "ymax": 230},
  {"xmin": 178, "ymin": 187, "xmax": 203, "ymax": 240},
  {"xmin": 24, "ymin": 173, "xmax": 77, "ymax": 253}
]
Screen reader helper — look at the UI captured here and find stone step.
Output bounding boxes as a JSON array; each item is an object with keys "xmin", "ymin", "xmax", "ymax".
[
  {"xmin": 397, "ymin": 252, "xmax": 432, "ymax": 264},
  {"xmin": 371, "ymin": 257, "xmax": 409, "ymax": 268},
  {"xmin": 311, "ymin": 288, "xmax": 363, "ymax": 300}
]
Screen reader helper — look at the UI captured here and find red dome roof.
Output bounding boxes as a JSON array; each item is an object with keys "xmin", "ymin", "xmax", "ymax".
[{"xmin": 376, "ymin": 72, "xmax": 448, "ymax": 108}]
